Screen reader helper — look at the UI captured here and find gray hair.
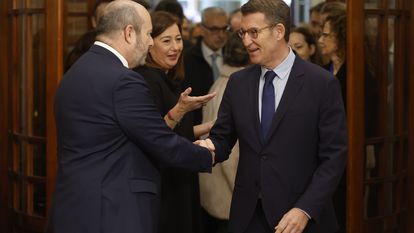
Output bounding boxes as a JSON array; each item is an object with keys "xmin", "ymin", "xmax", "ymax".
[
  {"xmin": 201, "ymin": 7, "xmax": 227, "ymax": 23},
  {"xmin": 95, "ymin": 1, "xmax": 142, "ymax": 38}
]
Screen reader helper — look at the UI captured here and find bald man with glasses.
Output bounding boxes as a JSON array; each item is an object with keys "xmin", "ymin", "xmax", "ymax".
[{"xmin": 183, "ymin": 7, "xmax": 229, "ymax": 126}]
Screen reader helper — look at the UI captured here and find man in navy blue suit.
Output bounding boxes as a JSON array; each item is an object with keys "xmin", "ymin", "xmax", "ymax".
[
  {"xmin": 201, "ymin": 0, "xmax": 347, "ymax": 232},
  {"xmin": 47, "ymin": 1, "xmax": 214, "ymax": 233}
]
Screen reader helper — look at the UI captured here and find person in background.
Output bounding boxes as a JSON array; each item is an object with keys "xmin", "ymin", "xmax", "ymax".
[
  {"xmin": 308, "ymin": 2, "xmax": 325, "ymax": 36},
  {"xmin": 320, "ymin": 1, "xmax": 346, "ymax": 24},
  {"xmin": 199, "ymin": 32, "xmax": 250, "ymax": 233},
  {"xmin": 153, "ymin": 0, "xmax": 193, "ymax": 49},
  {"xmin": 189, "ymin": 22, "xmax": 203, "ymax": 45},
  {"xmin": 133, "ymin": 11, "xmax": 216, "ymax": 233},
  {"xmin": 200, "ymin": 0, "xmax": 347, "ymax": 232},
  {"xmin": 48, "ymin": 1, "xmax": 214, "ymax": 233},
  {"xmin": 289, "ymin": 25, "xmax": 323, "ymax": 66},
  {"xmin": 183, "ymin": 7, "xmax": 229, "ymax": 126},
  {"xmin": 64, "ymin": 0, "xmax": 150, "ymax": 72},
  {"xmin": 318, "ymin": 13, "xmax": 347, "ymax": 233},
  {"xmin": 229, "ymin": 9, "xmax": 242, "ymax": 32}
]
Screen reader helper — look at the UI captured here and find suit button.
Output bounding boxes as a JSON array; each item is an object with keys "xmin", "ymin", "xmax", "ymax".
[{"xmin": 261, "ymin": 156, "xmax": 267, "ymax": 160}]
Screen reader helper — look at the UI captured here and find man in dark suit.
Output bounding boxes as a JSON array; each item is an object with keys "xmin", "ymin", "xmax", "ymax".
[
  {"xmin": 183, "ymin": 7, "xmax": 228, "ymax": 125},
  {"xmin": 47, "ymin": 1, "xmax": 214, "ymax": 233},
  {"xmin": 201, "ymin": 0, "xmax": 347, "ymax": 232}
]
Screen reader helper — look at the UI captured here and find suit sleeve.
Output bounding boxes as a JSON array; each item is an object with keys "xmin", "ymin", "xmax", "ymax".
[
  {"xmin": 113, "ymin": 70, "xmax": 212, "ymax": 172},
  {"xmin": 295, "ymin": 75, "xmax": 347, "ymax": 222},
  {"xmin": 209, "ymin": 75, "xmax": 238, "ymax": 163}
]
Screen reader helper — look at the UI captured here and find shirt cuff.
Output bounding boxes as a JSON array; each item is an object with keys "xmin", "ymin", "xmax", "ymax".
[{"xmin": 297, "ymin": 208, "xmax": 311, "ymax": 219}]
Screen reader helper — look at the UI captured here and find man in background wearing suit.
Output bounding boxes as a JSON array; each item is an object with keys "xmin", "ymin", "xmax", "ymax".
[
  {"xmin": 203, "ymin": 0, "xmax": 347, "ymax": 232},
  {"xmin": 48, "ymin": 1, "xmax": 214, "ymax": 233},
  {"xmin": 183, "ymin": 7, "xmax": 228, "ymax": 125}
]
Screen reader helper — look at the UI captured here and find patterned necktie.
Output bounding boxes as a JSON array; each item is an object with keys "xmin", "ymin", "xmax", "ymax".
[
  {"xmin": 210, "ymin": 53, "xmax": 219, "ymax": 81},
  {"xmin": 261, "ymin": 70, "xmax": 277, "ymax": 139}
]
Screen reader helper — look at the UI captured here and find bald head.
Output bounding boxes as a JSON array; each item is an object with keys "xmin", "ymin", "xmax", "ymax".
[
  {"xmin": 95, "ymin": 0, "xmax": 149, "ymax": 39},
  {"xmin": 95, "ymin": 0, "xmax": 153, "ymax": 68}
]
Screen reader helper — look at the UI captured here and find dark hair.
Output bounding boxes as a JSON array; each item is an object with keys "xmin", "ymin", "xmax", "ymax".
[
  {"xmin": 291, "ymin": 26, "xmax": 323, "ymax": 65},
  {"xmin": 95, "ymin": 3, "xmax": 142, "ymax": 37},
  {"xmin": 324, "ymin": 14, "xmax": 346, "ymax": 61},
  {"xmin": 91, "ymin": 0, "xmax": 112, "ymax": 20},
  {"xmin": 154, "ymin": 0, "xmax": 184, "ymax": 25},
  {"xmin": 223, "ymin": 33, "xmax": 249, "ymax": 67},
  {"xmin": 321, "ymin": 2, "xmax": 346, "ymax": 19},
  {"xmin": 241, "ymin": 0, "xmax": 291, "ymax": 42},
  {"xmin": 310, "ymin": 2, "xmax": 325, "ymax": 14},
  {"xmin": 146, "ymin": 11, "xmax": 185, "ymax": 82}
]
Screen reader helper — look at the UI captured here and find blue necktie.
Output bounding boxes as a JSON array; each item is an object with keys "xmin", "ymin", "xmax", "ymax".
[{"xmin": 261, "ymin": 70, "xmax": 277, "ymax": 139}]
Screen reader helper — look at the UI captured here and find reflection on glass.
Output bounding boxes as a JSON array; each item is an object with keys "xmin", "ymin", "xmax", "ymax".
[
  {"xmin": 365, "ymin": 0, "xmax": 379, "ymax": 9},
  {"xmin": 31, "ymin": 14, "xmax": 46, "ymax": 137},
  {"xmin": 29, "ymin": 0, "xmax": 45, "ymax": 8},
  {"xmin": 364, "ymin": 16, "xmax": 380, "ymax": 138},
  {"xmin": 67, "ymin": 0, "xmax": 88, "ymax": 13},
  {"xmin": 364, "ymin": 183, "xmax": 381, "ymax": 218},
  {"xmin": 33, "ymin": 143, "xmax": 46, "ymax": 176},
  {"xmin": 33, "ymin": 182, "xmax": 46, "ymax": 216},
  {"xmin": 66, "ymin": 17, "xmax": 89, "ymax": 55},
  {"xmin": 365, "ymin": 143, "xmax": 381, "ymax": 178},
  {"xmin": 387, "ymin": 17, "xmax": 395, "ymax": 137},
  {"xmin": 388, "ymin": 0, "xmax": 397, "ymax": 9}
]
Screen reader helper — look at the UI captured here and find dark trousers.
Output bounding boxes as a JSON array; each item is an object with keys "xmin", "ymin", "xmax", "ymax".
[
  {"xmin": 243, "ymin": 200, "xmax": 273, "ymax": 233},
  {"xmin": 201, "ymin": 208, "xmax": 229, "ymax": 233}
]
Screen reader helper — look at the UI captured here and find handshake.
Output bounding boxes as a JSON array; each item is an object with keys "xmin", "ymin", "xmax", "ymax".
[{"xmin": 194, "ymin": 138, "xmax": 215, "ymax": 164}]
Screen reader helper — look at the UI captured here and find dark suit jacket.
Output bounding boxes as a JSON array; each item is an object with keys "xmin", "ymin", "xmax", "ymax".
[
  {"xmin": 209, "ymin": 57, "xmax": 347, "ymax": 233},
  {"xmin": 134, "ymin": 65, "xmax": 202, "ymax": 233},
  {"xmin": 48, "ymin": 45, "xmax": 212, "ymax": 233},
  {"xmin": 183, "ymin": 39, "xmax": 214, "ymax": 125}
]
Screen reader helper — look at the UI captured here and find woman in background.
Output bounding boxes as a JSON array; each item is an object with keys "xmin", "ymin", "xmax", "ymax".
[
  {"xmin": 289, "ymin": 25, "xmax": 323, "ymax": 66},
  {"xmin": 134, "ymin": 11, "xmax": 215, "ymax": 233}
]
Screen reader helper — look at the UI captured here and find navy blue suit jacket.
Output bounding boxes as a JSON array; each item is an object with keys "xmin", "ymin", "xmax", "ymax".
[
  {"xmin": 209, "ymin": 57, "xmax": 347, "ymax": 233},
  {"xmin": 48, "ymin": 45, "xmax": 212, "ymax": 233}
]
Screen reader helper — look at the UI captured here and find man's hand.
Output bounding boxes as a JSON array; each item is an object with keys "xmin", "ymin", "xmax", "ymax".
[
  {"xmin": 274, "ymin": 208, "xmax": 309, "ymax": 233},
  {"xmin": 194, "ymin": 139, "xmax": 216, "ymax": 164}
]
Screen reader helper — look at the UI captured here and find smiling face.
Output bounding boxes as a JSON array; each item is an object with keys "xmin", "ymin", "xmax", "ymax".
[
  {"xmin": 149, "ymin": 24, "xmax": 183, "ymax": 70},
  {"xmin": 289, "ymin": 31, "xmax": 315, "ymax": 61},
  {"xmin": 240, "ymin": 12, "xmax": 281, "ymax": 68}
]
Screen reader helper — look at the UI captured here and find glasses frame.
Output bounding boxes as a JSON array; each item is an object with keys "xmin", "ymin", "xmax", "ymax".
[
  {"xmin": 237, "ymin": 24, "xmax": 275, "ymax": 39},
  {"xmin": 201, "ymin": 24, "xmax": 230, "ymax": 34}
]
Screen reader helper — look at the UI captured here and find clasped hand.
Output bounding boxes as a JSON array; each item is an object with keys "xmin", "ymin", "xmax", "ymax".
[{"xmin": 194, "ymin": 138, "xmax": 215, "ymax": 164}]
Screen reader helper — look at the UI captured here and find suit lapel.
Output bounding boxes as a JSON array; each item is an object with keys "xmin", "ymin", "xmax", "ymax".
[
  {"xmin": 248, "ymin": 65, "xmax": 264, "ymax": 146},
  {"xmin": 266, "ymin": 58, "xmax": 305, "ymax": 140}
]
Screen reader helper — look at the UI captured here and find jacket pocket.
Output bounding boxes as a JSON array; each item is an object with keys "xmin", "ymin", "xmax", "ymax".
[{"xmin": 128, "ymin": 179, "xmax": 158, "ymax": 194}]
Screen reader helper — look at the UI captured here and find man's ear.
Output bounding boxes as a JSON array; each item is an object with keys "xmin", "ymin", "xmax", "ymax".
[
  {"xmin": 124, "ymin": 25, "xmax": 135, "ymax": 44},
  {"xmin": 274, "ymin": 23, "xmax": 285, "ymax": 40}
]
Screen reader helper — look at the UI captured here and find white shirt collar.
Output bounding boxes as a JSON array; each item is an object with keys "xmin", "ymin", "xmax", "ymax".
[
  {"xmin": 261, "ymin": 47, "xmax": 296, "ymax": 80},
  {"xmin": 94, "ymin": 41, "xmax": 129, "ymax": 68},
  {"xmin": 201, "ymin": 41, "xmax": 223, "ymax": 58}
]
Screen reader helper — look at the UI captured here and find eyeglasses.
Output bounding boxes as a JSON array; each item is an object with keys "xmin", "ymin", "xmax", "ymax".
[
  {"xmin": 202, "ymin": 24, "xmax": 230, "ymax": 34},
  {"xmin": 237, "ymin": 25, "xmax": 274, "ymax": 39}
]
